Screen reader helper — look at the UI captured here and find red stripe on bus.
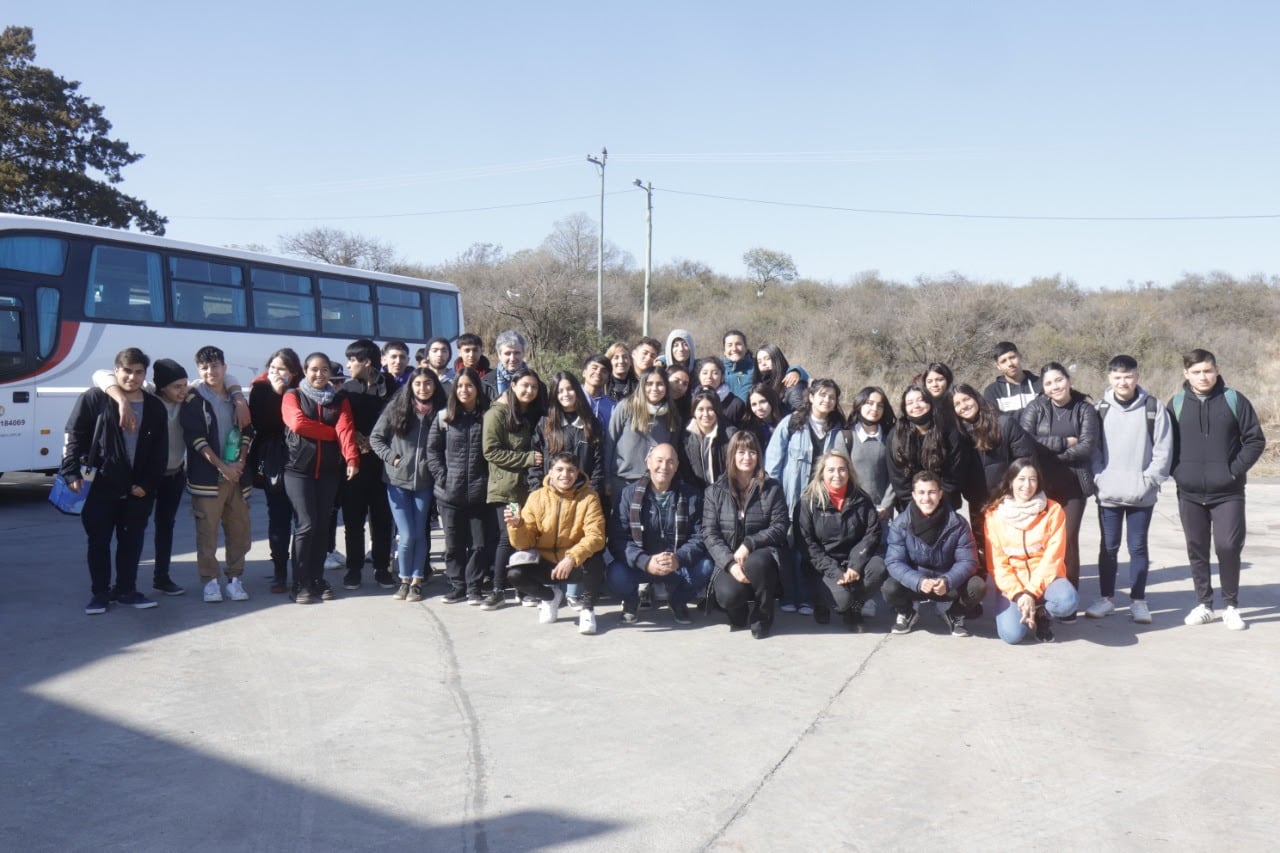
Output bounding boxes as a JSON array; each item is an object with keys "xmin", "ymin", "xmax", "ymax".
[{"xmin": 10, "ymin": 320, "xmax": 79, "ymax": 382}]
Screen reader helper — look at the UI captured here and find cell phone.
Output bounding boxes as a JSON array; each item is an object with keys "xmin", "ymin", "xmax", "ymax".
[{"xmin": 507, "ymin": 501, "xmax": 520, "ymax": 515}]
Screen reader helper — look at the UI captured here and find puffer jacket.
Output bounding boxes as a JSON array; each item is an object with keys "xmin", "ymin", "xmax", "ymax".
[
  {"xmin": 884, "ymin": 505, "xmax": 978, "ymax": 593},
  {"xmin": 427, "ymin": 408, "xmax": 488, "ymax": 507},
  {"xmin": 1019, "ymin": 391, "xmax": 1101, "ymax": 499},
  {"xmin": 701, "ymin": 475, "xmax": 790, "ymax": 572},
  {"xmin": 508, "ymin": 474, "xmax": 606, "ymax": 568},
  {"xmin": 984, "ymin": 498, "xmax": 1068, "ymax": 601},
  {"xmin": 482, "ymin": 402, "xmax": 537, "ymax": 505},
  {"xmin": 796, "ymin": 486, "xmax": 881, "ymax": 581},
  {"xmin": 281, "ymin": 389, "xmax": 359, "ymax": 480},
  {"xmin": 529, "ymin": 415, "xmax": 605, "ymax": 494},
  {"xmin": 369, "ymin": 404, "xmax": 434, "ymax": 491}
]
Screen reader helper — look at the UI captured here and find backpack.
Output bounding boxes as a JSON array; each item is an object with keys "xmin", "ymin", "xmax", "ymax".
[
  {"xmin": 1169, "ymin": 388, "xmax": 1240, "ymax": 424},
  {"xmin": 1096, "ymin": 395, "xmax": 1163, "ymax": 446}
]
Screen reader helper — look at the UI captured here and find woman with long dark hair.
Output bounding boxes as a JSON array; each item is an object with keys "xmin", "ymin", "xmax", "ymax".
[
  {"xmin": 704, "ymin": 431, "xmax": 790, "ymax": 639},
  {"xmin": 741, "ymin": 382, "xmax": 784, "ymax": 450},
  {"xmin": 753, "ymin": 343, "xmax": 808, "ymax": 414},
  {"xmin": 922, "ymin": 361, "xmax": 955, "ymax": 427},
  {"xmin": 481, "ymin": 366, "xmax": 545, "ymax": 609},
  {"xmin": 887, "ymin": 384, "xmax": 965, "ymax": 511},
  {"xmin": 843, "ymin": 386, "xmax": 896, "ymax": 522},
  {"xmin": 606, "ymin": 367, "xmax": 682, "ymax": 495},
  {"xmin": 1019, "ymin": 362, "xmax": 1100, "ymax": 601},
  {"xmin": 666, "ymin": 364, "xmax": 693, "ymax": 423},
  {"xmin": 529, "ymin": 371, "xmax": 604, "ymax": 495},
  {"xmin": 983, "ymin": 458, "xmax": 1078, "ymax": 643},
  {"xmin": 680, "ymin": 386, "xmax": 737, "ymax": 491},
  {"xmin": 427, "ymin": 367, "xmax": 493, "ymax": 604},
  {"xmin": 249, "ymin": 348, "xmax": 303, "ymax": 593},
  {"xmin": 371, "ymin": 367, "xmax": 444, "ymax": 602},
  {"xmin": 694, "ymin": 358, "xmax": 746, "ymax": 425},
  {"xmin": 281, "ymin": 353, "xmax": 359, "ymax": 604}
]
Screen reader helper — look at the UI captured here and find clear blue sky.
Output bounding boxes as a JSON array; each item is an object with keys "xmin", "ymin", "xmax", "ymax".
[{"xmin": 10, "ymin": 1, "xmax": 1280, "ymax": 288}]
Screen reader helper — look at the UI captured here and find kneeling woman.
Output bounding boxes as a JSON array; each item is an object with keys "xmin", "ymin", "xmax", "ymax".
[
  {"xmin": 704, "ymin": 431, "xmax": 790, "ymax": 639},
  {"xmin": 505, "ymin": 453, "xmax": 607, "ymax": 635},
  {"xmin": 282, "ymin": 353, "xmax": 360, "ymax": 604},
  {"xmin": 984, "ymin": 458, "xmax": 1079, "ymax": 643},
  {"xmin": 796, "ymin": 449, "xmax": 888, "ymax": 632}
]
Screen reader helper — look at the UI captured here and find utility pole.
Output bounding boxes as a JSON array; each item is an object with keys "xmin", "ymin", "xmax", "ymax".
[
  {"xmin": 633, "ymin": 179, "xmax": 653, "ymax": 337},
  {"xmin": 586, "ymin": 146, "xmax": 607, "ymax": 334}
]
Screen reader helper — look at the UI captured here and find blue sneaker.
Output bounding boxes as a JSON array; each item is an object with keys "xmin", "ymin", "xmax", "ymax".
[
  {"xmin": 116, "ymin": 591, "xmax": 158, "ymax": 609},
  {"xmin": 85, "ymin": 595, "xmax": 109, "ymax": 615}
]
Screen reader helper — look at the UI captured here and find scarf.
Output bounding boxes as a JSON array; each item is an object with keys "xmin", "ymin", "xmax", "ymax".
[
  {"xmin": 908, "ymin": 410, "xmax": 934, "ymax": 427},
  {"xmin": 413, "ymin": 398, "xmax": 433, "ymax": 417},
  {"xmin": 997, "ymin": 492, "xmax": 1048, "ymax": 531},
  {"xmin": 495, "ymin": 363, "xmax": 518, "ymax": 395},
  {"xmin": 296, "ymin": 380, "xmax": 336, "ymax": 407},
  {"xmin": 647, "ymin": 402, "xmax": 669, "ymax": 417},
  {"xmin": 909, "ymin": 501, "xmax": 948, "ymax": 546},
  {"xmin": 826, "ymin": 483, "xmax": 848, "ymax": 511},
  {"xmin": 628, "ymin": 477, "xmax": 691, "ymax": 551},
  {"xmin": 809, "ymin": 414, "xmax": 829, "ymax": 440}
]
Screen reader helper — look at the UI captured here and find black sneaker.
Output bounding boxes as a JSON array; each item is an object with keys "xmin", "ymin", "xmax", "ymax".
[
  {"xmin": 117, "ymin": 591, "xmax": 158, "ymax": 610},
  {"xmin": 441, "ymin": 588, "xmax": 468, "ymax": 604},
  {"xmin": 670, "ymin": 600, "xmax": 691, "ymax": 625},
  {"xmin": 84, "ymin": 595, "xmax": 109, "ymax": 615},
  {"xmin": 292, "ymin": 584, "xmax": 315, "ymax": 605},
  {"xmin": 152, "ymin": 578, "xmax": 185, "ymax": 596},
  {"xmin": 1035, "ymin": 606, "xmax": 1055, "ymax": 642},
  {"xmin": 342, "ymin": 570, "xmax": 362, "ymax": 590},
  {"xmin": 479, "ymin": 590, "xmax": 505, "ymax": 611},
  {"xmin": 621, "ymin": 600, "xmax": 639, "ymax": 624},
  {"xmin": 1057, "ymin": 612, "xmax": 1077, "ymax": 624},
  {"xmin": 638, "ymin": 585, "xmax": 653, "ymax": 610},
  {"xmin": 466, "ymin": 592, "xmax": 484, "ymax": 606},
  {"xmin": 941, "ymin": 610, "xmax": 971, "ymax": 637},
  {"xmin": 891, "ymin": 609, "xmax": 920, "ymax": 635},
  {"xmin": 314, "ymin": 579, "xmax": 336, "ymax": 601},
  {"xmin": 812, "ymin": 605, "xmax": 831, "ymax": 625},
  {"xmin": 374, "ymin": 570, "xmax": 398, "ymax": 589},
  {"xmin": 841, "ymin": 608, "xmax": 865, "ymax": 633}
]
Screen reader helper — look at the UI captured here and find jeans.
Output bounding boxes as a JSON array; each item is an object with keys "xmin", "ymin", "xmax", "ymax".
[
  {"xmin": 1097, "ymin": 504, "xmax": 1153, "ymax": 599},
  {"xmin": 813, "ymin": 555, "xmax": 889, "ymax": 614},
  {"xmin": 439, "ymin": 502, "xmax": 496, "ymax": 595},
  {"xmin": 284, "ymin": 471, "xmax": 340, "ymax": 590},
  {"xmin": 607, "ymin": 555, "xmax": 715, "ymax": 608},
  {"xmin": 995, "ymin": 577, "xmax": 1079, "ymax": 644},
  {"xmin": 265, "ymin": 487, "xmax": 294, "ymax": 580},
  {"xmin": 1179, "ymin": 497, "xmax": 1246, "ymax": 608},
  {"xmin": 508, "ymin": 552, "xmax": 606, "ymax": 609},
  {"xmin": 152, "ymin": 468, "xmax": 186, "ymax": 583},
  {"xmin": 712, "ymin": 550, "xmax": 780, "ymax": 629},
  {"xmin": 387, "ymin": 485, "xmax": 432, "ymax": 581},
  {"xmin": 82, "ymin": 486, "xmax": 154, "ymax": 597}
]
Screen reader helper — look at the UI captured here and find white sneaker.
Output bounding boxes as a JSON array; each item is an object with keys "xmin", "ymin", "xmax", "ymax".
[
  {"xmin": 203, "ymin": 580, "xmax": 223, "ymax": 603},
  {"xmin": 226, "ymin": 577, "xmax": 249, "ymax": 601},
  {"xmin": 779, "ymin": 603, "xmax": 798, "ymax": 613},
  {"xmin": 1085, "ymin": 597, "xmax": 1116, "ymax": 619},
  {"xmin": 1130, "ymin": 599, "xmax": 1152, "ymax": 624},
  {"xmin": 578, "ymin": 609, "xmax": 597, "ymax": 635},
  {"xmin": 861, "ymin": 599, "xmax": 877, "ymax": 618},
  {"xmin": 1184, "ymin": 603, "xmax": 1215, "ymax": 626},
  {"xmin": 1222, "ymin": 606, "xmax": 1247, "ymax": 631},
  {"xmin": 323, "ymin": 551, "xmax": 344, "ymax": 570},
  {"xmin": 538, "ymin": 587, "xmax": 564, "ymax": 624}
]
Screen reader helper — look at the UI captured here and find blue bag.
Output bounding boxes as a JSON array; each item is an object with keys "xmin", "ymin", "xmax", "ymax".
[{"xmin": 48, "ymin": 414, "xmax": 104, "ymax": 516}]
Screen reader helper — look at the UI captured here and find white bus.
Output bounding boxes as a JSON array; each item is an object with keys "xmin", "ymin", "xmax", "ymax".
[{"xmin": 0, "ymin": 214, "xmax": 463, "ymax": 475}]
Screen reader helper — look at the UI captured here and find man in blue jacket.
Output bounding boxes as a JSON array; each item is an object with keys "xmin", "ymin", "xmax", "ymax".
[
  {"xmin": 606, "ymin": 443, "xmax": 713, "ymax": 625},
  {"xmin": 882, "ymin": 471, "xmax": 984, "ymax": 636},
  {"xmin": 1169, "ymin": 348, "xmax": 1266, "ymax": 631}
]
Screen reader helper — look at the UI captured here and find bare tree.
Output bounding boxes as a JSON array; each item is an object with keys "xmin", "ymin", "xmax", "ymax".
[
  {"xmin": 742, "ymin": 247, "xmax": 798, "ymax": 298},
  {"xmin": 278, "ymin": 227, "xmax": 399, "ymax": 271}
]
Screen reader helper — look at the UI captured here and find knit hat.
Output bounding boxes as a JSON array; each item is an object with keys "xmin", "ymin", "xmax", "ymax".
[{"xmin": 152, "ymin": 358, "xmax": 188, "ymax": 391}]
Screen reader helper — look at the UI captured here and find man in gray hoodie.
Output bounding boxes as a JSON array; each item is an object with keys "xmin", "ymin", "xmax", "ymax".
[{"xmin": 1086, "ymin": 355, "xmax": 1173, "ymax": 624}]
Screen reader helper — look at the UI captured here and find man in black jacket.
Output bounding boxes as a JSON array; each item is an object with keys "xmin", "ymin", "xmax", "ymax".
[
  {"xmin": 63, "ymin": 348, "xmax": 168, "ymax": 615},
  {"xmin": 342, "ymin": 338, "xmax": 396, "ymax": 589},
  {"xmin": 1170, "ymin": 348, "xmax": 1266, "ymax": 631}
]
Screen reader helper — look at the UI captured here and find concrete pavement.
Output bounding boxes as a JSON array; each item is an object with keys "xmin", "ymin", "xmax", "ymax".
[{"xmin": 1, "ymin": 473, "xmax": 1277, "ymax": 852}]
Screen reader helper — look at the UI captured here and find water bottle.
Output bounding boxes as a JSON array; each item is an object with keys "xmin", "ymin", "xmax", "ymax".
[{"xmin": 222, "ymin": 425, "xmax": 241, "ymax": 463}]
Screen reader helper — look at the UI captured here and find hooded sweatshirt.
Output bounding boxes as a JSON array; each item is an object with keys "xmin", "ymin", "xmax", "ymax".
[
  {"xmin": 1092, "ymin": 387, "xmax": 1173, "ymax": 507},
  {"xmin": 665, "ymin": 328, "xmax": 695, "ymax": 371}
]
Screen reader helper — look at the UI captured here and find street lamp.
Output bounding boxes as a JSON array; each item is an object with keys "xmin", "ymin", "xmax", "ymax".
[
  {"xmin": 633, "ymin": 179, "xmax": 653, "ymax": 337},
  {"xmin": 586, "ymin": 146, "xmax": 607, "ymax": 334}
]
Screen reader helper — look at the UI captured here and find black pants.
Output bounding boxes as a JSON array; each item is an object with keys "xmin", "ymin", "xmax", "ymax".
[
  {"xmin": 342, "ymin": 457, "xmax": 392, "ymax": 573},
  {"xmin": 151, "ymin": 468, "xmax": 186, "ymax": 583},
  {"xmin": 491, "ymin": 503, "xmax": 515, "ymax": 591},
  {"xmin": 1059, "ymin": 495, "xmax": 1087, "ymax": 589},
  {"xmin": 882, "ymin": 572, "xmax": 987, "ymax": 616},
  {"xmin": 285, "ymin": 471, "xmax": 340, "ymax": 590},
  {"xmin": 507, "ymin": 552, "xmax": 605, "ymax": 608},
  {"xmin": 1179, "ymin": 496, "xmax": 1246, "ymax": 608},
  {"xmin": 439, "ymin": 501, "xmax": 496, "ymax": 595},
  {"xmin": 712, "ymin": 550, "xmax": 781, "ymax": 629},
  {"xmin": 265, "ymin": 486, "xmax": 294, "ymax": 580},
  {"xmin": 82, "ymin": 486, "xmax": 154, "ymax": 597},
  {"xmin": 813, "ymin": 555, "xmax": 889, "ymax": 614}
]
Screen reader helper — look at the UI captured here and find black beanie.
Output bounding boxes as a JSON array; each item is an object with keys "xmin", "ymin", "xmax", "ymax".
[{"xmin": 152, "ymin": 358, "xmax": 188, "ymax": 391}]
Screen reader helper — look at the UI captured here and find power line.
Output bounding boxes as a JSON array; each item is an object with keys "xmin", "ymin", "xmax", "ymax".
[
  {"xmin": 657, "ymin": 187, "xmax": 1280, "ymax": 222},
  {"xmin": 170, "ymin": 191, "xmax": 630, "ymax": 223}
]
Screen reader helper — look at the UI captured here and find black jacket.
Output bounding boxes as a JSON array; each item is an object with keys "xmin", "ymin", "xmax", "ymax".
[
  {"xmin": 701, "ymin": 475, "xmax": 790, "ymax": 572},
  {"xmin": 427, "ymin": 408, "xmax": 489, "ymax": 507},
  {"xmin": 887, "ymin": 422, "xmax": 967, "ymax": 508},
  {"xmin": 61, "ymin": 388, "xmax": 167, "ymax": 498},
  {"xmin": 677, "ymin": 421, "xmax": 736, "ymax": 491},
  {"xmin": 958, "ymin": 414, "xmax": 1039, "ymax": 504},
  {"xmin": 1169, "ymin": 378, "xmax": 1266, "ymax": 504},
  {"xmin": 1020, "ymin": 392, "xmax": 1101, "ymax": 499},
  {"xmin": 182, "ymin": 389, "xmax": 255, "ymax": 497},
  {"xmin": 529, "ymin": 416, "xmax": 605, "ymax": 494},
  {"xmin": 795, "ymin": 487, "xmax": 881, "ymax": 581}
]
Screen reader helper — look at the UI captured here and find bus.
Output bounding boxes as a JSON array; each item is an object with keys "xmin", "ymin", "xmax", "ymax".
[{"xmin": 0, "ymin": 214, "xmax": 463, "ymax": 475}]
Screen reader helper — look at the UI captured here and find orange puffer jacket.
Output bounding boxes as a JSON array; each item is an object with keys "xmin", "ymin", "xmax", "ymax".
[
  {"xmin": 510, "ymin": 474, "xmax": 606, "ymax": 568},
  {"xmin": 984, "ymin": 499, "xmax": 1068, "ymax": 600}
]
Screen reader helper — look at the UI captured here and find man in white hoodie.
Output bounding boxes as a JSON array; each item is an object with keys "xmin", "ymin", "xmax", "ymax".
[{"xmin": 1086, "ymin": 355, "xmax": 1173, "ymax": 623}]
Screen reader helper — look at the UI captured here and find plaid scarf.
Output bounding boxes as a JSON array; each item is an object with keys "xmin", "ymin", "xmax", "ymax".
[{"xmin": 628, "ymin": 477, "xmax": 691, "ymax": 551}]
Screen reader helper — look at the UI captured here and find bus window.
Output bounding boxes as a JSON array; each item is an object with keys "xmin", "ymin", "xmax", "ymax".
[
  {"xmin": 0, "ymin": 236, "xmax": 68, "ymax": 275},
  {"xmin": 36, "ymin": 287, "xmax": 59, "ymax": 358},
  {"xmin": 319, "ymin": 277, "xmax": 373, "ymax": 337},
  {"xmin": 429, "ymin": 291, "xmax": 460, "ymax": 340},
  {"xmin": 376, "ymin": 286, "xmax": 424, "ymax": 341},
  {"xmin": 252, "ymin": 268, "xmax": 316, "ymax": 332},
  {"xmin": 86, "ymin": 246, "xmax": 165, "ymax": 323},
  {"xmin": 170, "ymin": 256, "xmax": 246, "ymax": 328},
  {"xmin": 0, "ymin": 296, "xmax": 21, "ymax": 352}
]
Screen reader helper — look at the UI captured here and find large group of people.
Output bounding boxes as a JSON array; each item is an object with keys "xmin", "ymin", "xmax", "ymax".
[{"xmin": 62, "ymin": 330, "xmax": 1266, "ymax": 643}]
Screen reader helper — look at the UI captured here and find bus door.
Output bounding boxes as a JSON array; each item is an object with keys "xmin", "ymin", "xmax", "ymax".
[{"xmin": 0, "ymin": 279, "xmax": 66, "ymax": 472}]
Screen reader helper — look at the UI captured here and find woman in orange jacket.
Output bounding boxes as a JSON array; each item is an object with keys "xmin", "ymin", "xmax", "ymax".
[
  {"xmin": 983, "ymin": 457, "xmax": 1079, "ymax": 643},
  {"xmin": 505, "ymin": 452, "xmax": 607, "ymax": 635}
]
